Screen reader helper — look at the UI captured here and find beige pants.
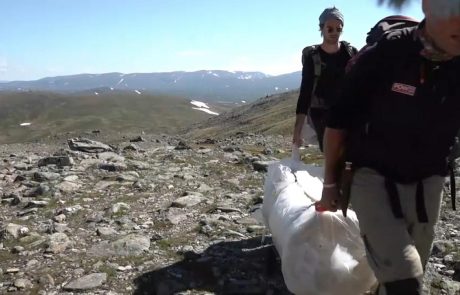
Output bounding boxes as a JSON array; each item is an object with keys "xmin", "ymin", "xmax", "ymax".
[{"xmin": 350, "ymin": 168, "xmax": 444, "ymax": 295}]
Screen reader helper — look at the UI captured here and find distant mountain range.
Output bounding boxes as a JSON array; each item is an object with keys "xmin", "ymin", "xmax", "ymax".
[{"xmin": 0, "ymin": 70, "xmax": 302, "ymax": 102}]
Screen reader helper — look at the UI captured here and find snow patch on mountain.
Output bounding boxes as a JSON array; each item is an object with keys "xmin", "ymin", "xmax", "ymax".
[
  {"xmin": 190, "ymin": 100, "xmax": 218, "ymax": 115},
  {"xmin": 192, "ymin": 107, "xmax": 219, "ymax": 115},
  {"xmin": 190, "ymin": 100, "xmax": 209, "ymax": 109}
]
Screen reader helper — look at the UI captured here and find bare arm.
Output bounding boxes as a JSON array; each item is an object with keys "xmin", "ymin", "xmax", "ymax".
[
  {"xmin": 323, "ymin": 127, "xmax": 347, "ymax": 184},
  {"xmin": 292, "ymin": 113, "xmax": 306, "ymax": 146},
  {"xmin": 317, "ymin": 40, "xmax": 383, "ymax": 211},
  {"xmin": 293, "ymin": 49, "xmax": 315, "ymax": 146},
  {"xmin": 318, "ymin": 127, "xmax": 347, "ymax": 211}
]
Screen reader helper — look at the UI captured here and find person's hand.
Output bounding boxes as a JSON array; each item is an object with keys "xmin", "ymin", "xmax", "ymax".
[{"xmin": 318, "ymin": 185, "xmax": 342, "ymax": 212}]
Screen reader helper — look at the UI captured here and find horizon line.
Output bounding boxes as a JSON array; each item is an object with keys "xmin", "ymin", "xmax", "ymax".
[{"xmin": 0, "ymin": 69, "xmax": 301, "ymax": 83}]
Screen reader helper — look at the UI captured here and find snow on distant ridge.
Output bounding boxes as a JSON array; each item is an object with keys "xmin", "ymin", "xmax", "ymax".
[
  {"xmin": 190, "ymin": 100, "xmax": 209, "ymax": 109},
  {"xmin": 238, "ymin": 74, "xmax": 253, "ymax": 80},
  {"xmin": 207, "ymin": 71, "xmax": 219, "ymax": 77},
  {"xmin": 19, "ymin": 122, "xmax": 31, "ymax": 126}
]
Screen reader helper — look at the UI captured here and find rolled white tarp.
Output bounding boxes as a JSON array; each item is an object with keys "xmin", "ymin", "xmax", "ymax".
[{"xmin": 262, "ymin": 150, "xmax": 376, "ymax": 295}]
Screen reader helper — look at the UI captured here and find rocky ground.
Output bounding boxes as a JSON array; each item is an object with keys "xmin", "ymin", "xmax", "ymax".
[{"xmin": 0, "ymin": 133, "xmax": 458, "ymax": 295}]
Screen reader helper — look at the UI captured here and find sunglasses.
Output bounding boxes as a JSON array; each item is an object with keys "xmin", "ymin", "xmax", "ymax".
[{"xmin": 326, "ymin": 27, "xmax": 343, "ymax": 33}]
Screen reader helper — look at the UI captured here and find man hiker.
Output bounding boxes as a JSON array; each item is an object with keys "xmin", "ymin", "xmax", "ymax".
[
  {"xmin": 319, "ymin": 0, "xmax": 460, "ymax": 294},
  {"xmin": 292, "ymin": 7, "xmax": 357, "ymax": 151}
]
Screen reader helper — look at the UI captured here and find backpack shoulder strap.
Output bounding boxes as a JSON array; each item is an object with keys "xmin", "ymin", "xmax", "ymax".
[
  {"xmin": 341, "ymin": 41, "xmax": 357, "ymax": 57},
  {"xmin": 302, "ymin": 45, "xmax": 321, "ymax": 79},
  {"xmin": 302, "ymin": 45, "xmax": 322, "ymax": 106}
]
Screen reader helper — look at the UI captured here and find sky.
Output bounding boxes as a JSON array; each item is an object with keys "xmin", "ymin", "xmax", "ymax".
[{"xmin": 0, "ymin": 0, "xmax": 423, "ymax": 81}]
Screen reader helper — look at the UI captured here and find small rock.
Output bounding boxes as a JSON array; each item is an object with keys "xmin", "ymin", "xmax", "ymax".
[
  {"xmin": 5, "ymin": 223, "xmax": 29, "ymax": 239},
  {"xmin": 252, "ymin": 160, "xmax": 276, "ymax": 172},
  {"xmin": 14, "ymin": 278, "xmax": 33, "ymax": 289},
  {"xmin": 26, "ymin": 260, "xmax": 39, "ymax": 269},
  {"xmin": 46, "ymin": 233, "xmax": 71, "ymax": 254},
  {"xmin": 53, "ymin": 214, "xmax": 66, "ymax": 223},
  {"xmin": 96, "ymin": 227, "xmax": 118, "ymax": 237},
  {"xmin": 6, "ymin": 268, "xmax": 20, "ymax": 273},
  {"xmin": 117, "ymin": 265, "xmax": 133, "ymax": 271},
  {"xmin": 175, "ymin": 141, "xmax": 192, "ymax": 150},
  {"xmin": 123, "ymin": 143, "xmax": 140, "ymax": 152},
  {"xmin": 11, "ymin": 246, "xmax": 25, "ymax": 254},
  {"xmin": 246, "ymin": 225, "xmax": 265, "ymax": 233},
  {"xmin": 38, "ymin": 156, "xmax": 74, "ymax": 167},
  {"xmin": 171, "ymin": 192, "xmax": 204, "ymax": 208},
  {"xmin": 111, "ymin": 202, "xmax": 130, "ymax": 214},
  {"xmin": 130, "ymin": 136, "xmax": 145, "ymax": 142}
]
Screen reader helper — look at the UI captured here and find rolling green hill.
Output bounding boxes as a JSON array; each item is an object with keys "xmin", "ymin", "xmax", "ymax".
[
  {"xmin": 186, "ymin": 90, "xmax": 299, "ymax": 139},
  {"xmin": 0, "ymin": 91, "xmax": 230, "ymax": 144}
]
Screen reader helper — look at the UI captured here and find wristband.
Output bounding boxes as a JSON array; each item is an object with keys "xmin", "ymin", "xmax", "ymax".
[{"xmin": 323, "ymin": 183, "xmax": 337, "ymax": 188}]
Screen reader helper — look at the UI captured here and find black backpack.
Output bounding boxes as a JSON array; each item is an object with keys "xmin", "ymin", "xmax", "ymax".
[
  {"xmin": 346, "ymin": 15, "xmax": 458, "ymax": 210},
  {"xmin": 301, "ymin": 41, "xmax": 356, "ymax": 109},
  {"xmin": 347, "ymin": 15, "xmax": 419, "ymax": 71}
]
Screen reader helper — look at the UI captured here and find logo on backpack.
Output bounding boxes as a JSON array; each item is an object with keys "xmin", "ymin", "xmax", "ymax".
[{"xmin": 391, "ymin": 83, "xmax": 416, "ymax": 96}]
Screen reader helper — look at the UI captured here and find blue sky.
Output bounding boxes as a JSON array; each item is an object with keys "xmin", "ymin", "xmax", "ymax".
[{"xmin": 0, "ymin": 0, "xmax": 423, "ymax": 81}]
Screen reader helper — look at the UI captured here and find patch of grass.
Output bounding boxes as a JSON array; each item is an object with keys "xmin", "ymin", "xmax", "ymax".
[
  {"xmin": 187, "ymin": 90, "xmax": 299, "ymax": 139},
  {"xmin": 41, "ymin": 197, "xmax": 61, "ymax": 219},
  {"xmin": 451, "ymin": 244, "xmax": 460, "ymax": 260},
  {"xmin": 114, "ymin": 254, "xmax": 151, "ymax": 266},
  {"xmin": 157, "ymin": 239, "xmax": 172, "ymax": 251},
  {"xmin": 0, "ymin": 249, "xmax": 15, "ymax": 263},
  {"xmin": 2, "ymin": 233, "xmax": 46, "ymax": 251},
  {"xmin": 98, "ymin": 264, "xmax": 118, "ymax": 279},
  {"xmin": 115, "ymin": 194, "xmax": 143, "ymax": 204},
  {"xmin": 111, "ymin": 210, "xmax": 128, "ymax": 219},
  {"xmin": 300, "ymin": 149, "xmax": 324, "ymax": 165},
  {"xmin": 242, "ymin": 145, "xmax": 266, "ymax": 155}
]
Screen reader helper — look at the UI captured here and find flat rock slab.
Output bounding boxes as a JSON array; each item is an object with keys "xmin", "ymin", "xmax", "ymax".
[
  {"xmin": 171, "ymin": 194, "xmax": 204, "ymax": 208},
  {"xmin": 88, "ymin": 234, "xmax": 150, "ymax": 257},
  {"xmin": 63, "ymin": 273, "xmax": 107, "ymax": 291}
]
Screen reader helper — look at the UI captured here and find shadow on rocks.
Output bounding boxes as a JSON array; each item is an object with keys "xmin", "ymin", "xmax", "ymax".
[{"xmin": 133, "ymin": 236, "xmax": 292, "ymax": 295}]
